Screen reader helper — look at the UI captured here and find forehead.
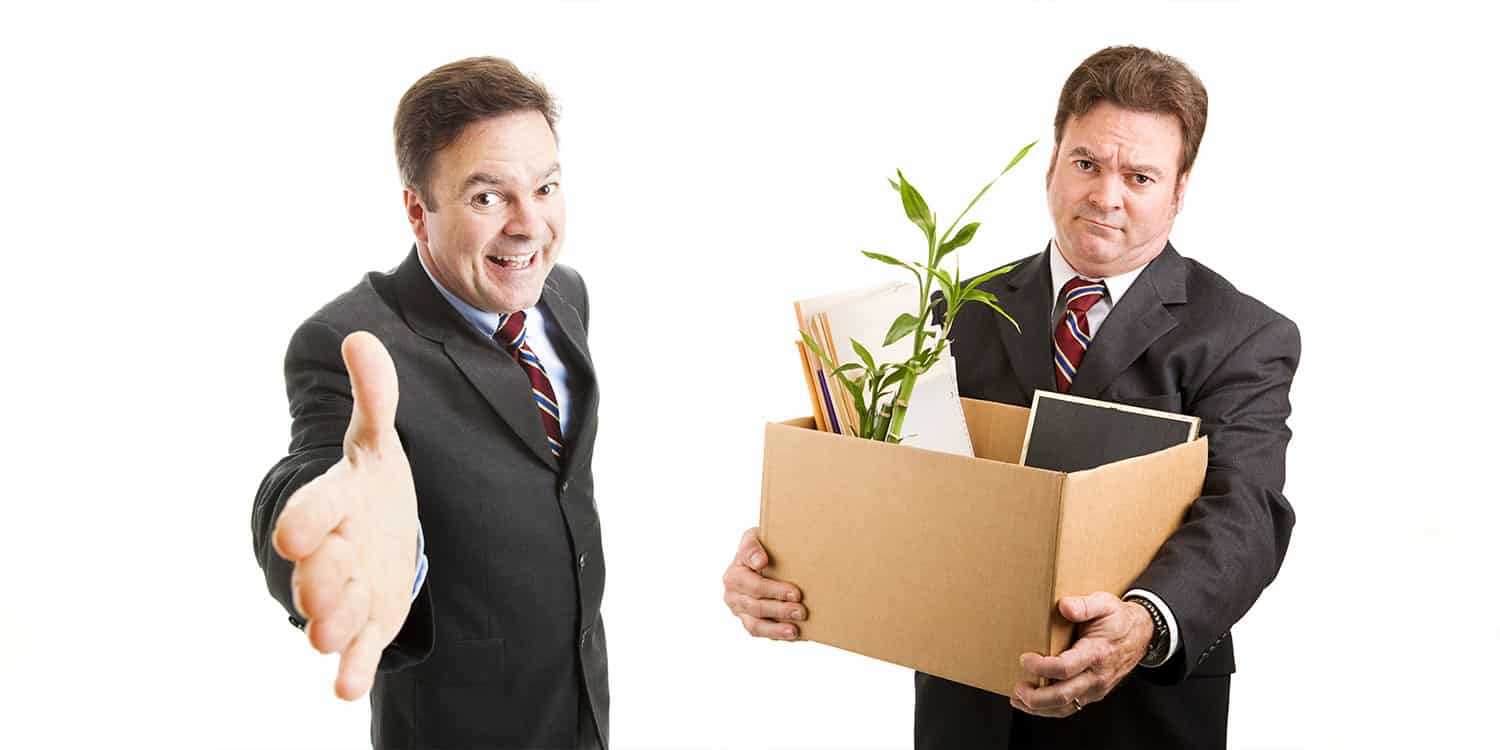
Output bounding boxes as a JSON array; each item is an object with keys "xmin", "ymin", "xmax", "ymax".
[
  {"xmin": 1061, "ymin": 102, "xmax": 1182, "ymax": 167},
  {"xmin": 432, "ymin": 110, "xmax": 559, "ymax": 184}
]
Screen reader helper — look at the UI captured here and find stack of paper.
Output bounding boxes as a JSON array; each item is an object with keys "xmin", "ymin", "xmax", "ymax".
[{"xmin": 793, "ymin": 283, "xmax": 974, "ymax": 457}]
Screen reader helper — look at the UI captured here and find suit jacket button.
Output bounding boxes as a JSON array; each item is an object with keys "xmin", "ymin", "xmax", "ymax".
[
  {"xmin": 579, "ymin": 552, "xmax": 588, "ymax": 569},
  {"xmin": 561, "ymin": 480, "xmax": 571, "ymax": 493},
  {"xmin": 580, "ymin": 627, "xmax": 590, "ymax": 647}
]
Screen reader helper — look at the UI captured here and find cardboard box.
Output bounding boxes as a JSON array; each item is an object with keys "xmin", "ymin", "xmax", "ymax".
[{"xmin": 757, "ymin": 397, "xmax": 1208, "ymax": 696}]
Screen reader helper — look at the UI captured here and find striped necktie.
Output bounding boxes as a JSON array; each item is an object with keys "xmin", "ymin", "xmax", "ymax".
[
  {"xmin": 1052, "ymin": 276, "xmax": 1108, "ymax": 393},
  {"xmin": 496, "ymin": 310, "xmax": 564, "ymax": 459}
]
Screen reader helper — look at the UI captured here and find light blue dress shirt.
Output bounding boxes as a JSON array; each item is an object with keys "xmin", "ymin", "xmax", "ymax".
[{"xmin": 408, "ymin": 252, "xmax": 577, "ymax": 599}]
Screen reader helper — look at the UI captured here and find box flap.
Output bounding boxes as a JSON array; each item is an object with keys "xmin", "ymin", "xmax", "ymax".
[
  {"xmin": 959, "ymin": 397, "xmax": 1032, "ymax": 464},
  {"xmin": 1047, "ymin": 436, "xmax": 1209, "ymax": 656}
]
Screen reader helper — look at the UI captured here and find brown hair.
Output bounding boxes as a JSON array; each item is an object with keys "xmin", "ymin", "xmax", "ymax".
[
  {"xmin": 394, "ymin": 56, "xmax": 558, "ymax": 209},
  {"xmin": 1054, "ymin": 46, "xmax": 1208, "ymax": 178}
]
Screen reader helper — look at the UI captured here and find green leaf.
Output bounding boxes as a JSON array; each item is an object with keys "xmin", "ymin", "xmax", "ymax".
[
  {"xmin": 879, "ymin": 367, "xmax": 908, "ymax": 394},
  {"xmin": 860, "ymin": 249, "xmax": 908, "ymax": 268},
  {"xmin": 976, "ymin": 297, "xmax": 1022, "ymax": 333},
  {"xmin": 936, "ymin": 140, "xmax": 1038, "ymax": 243},
  {"xmin": 831, "ymin": 362, "xmax": 864, "ymax": 377},
  {"xmin": 800, "ymin": 331, "xmax": 833, "ymax": 369},
  {"xmin": 832, "ymin": 370, "xmax": 869, "ymax": 435},
  {"xmin": 958, "ymin": 262, "xmax": 1019, "ymax": 299},
  {"xmin": 1000, "ymin": 139, "xmax": 1039, "ymax": 177},
  {"xmin": 888, "ymin": 177, "xmax": 901, "ymax": 193},
  {"xmin": 915, "ymin": 262, "xmax": 957, "ymax": 307},
  {"xmin": 961, "ymin": 287, "xmax": 998, "ymax": 304},
  {"xmin": 850, "ymin": 338, "xmax": 877, "ymax": 373},
  {"xmin": 861, "ymin": 250, "xmax": 923, "ymax": 283},
  {"xmin": 883, "ymin": 312, "xmax": 921, "ymax": 347},
  {"xmin": 935, "ymin": 221, "xmax": 980, "ymax": 265},
  {"xmin": 896, "ymin": 169, "xmax": 934, "ymax": 238}
]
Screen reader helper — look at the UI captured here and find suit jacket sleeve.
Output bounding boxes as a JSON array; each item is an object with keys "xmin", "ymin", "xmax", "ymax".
[
  {"xmin": 250, "ymin": 317, "xmax": 435, "ymax": 672},
  {"xmin": 1131, "ymin": 314, "xmax": 1300, "ymax": 684}
]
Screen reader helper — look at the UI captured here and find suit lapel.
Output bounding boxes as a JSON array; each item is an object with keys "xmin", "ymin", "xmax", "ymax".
[
  {"xmin": 392, "ymin": 247, "xmax": 561, "ymax": 471},
  {"xmin": 540, "ymin": 278, "xmax": 599, "ymax": 480},
  {"xmin": 993, "ymin": 246, "xmax": 1058, "ymax": 399},
  {"xmin": 1067, "ymin": 242, "xmax": 1188, "ymax": 398}
]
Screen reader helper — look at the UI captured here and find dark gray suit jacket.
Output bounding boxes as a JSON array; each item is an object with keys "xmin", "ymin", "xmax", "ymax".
[
  {"xmin": 917, "ymin": 242, "xmax": 1299, "ymax": 749},
  {"xmin": 252, "ymin": 247, "xmax": 608, "ymax": 749}
]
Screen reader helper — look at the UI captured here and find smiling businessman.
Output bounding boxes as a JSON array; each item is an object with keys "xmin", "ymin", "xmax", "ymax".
[{"xmin": 252, "ymin": 57, "xmax": 609, "ymax": 749}]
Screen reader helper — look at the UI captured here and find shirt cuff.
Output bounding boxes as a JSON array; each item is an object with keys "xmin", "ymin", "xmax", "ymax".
[
  {"xmin": 1124, "ymin": 588, "xmax": 1178, "ymax": 667},
  {"xmin": 411, "ymin": 523, "xmax": 428, "ymax": 602}
]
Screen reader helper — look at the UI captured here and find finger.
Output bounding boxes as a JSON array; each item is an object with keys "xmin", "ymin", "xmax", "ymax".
[
  {"xmin": 1020, "ymin": 645, "xmax": 1094, "ymax": 681},
  {"xmin": 290, "ymin": 533, "xmax": 356, "ymax": 619},
  {"xmin": 722, "ymin": 562, "xmax": 801, "ymax": 603},
  {"xmin": 737, "ymin": 612, "xmax": 799, "ymax": 641},
  {"xmin": 273, "ymin": 476, "xmax": 350, "ymax": 563},
  {"xmin": 342, "ymin": 331, "xmax": 400, "ymax": 456},
  {"xmin": 307, "ymin": 577, "xmax": 371, "ymax": 655},
  {"xmin": 736, "ymin": 527, "xmax": 768, "ymax": 570},
  {"xmin": 334, "ymin": 622, "xmax": 386, "ymax": 701},
  {"xmin": 1059, "ymin": 591, "xmax": 1122, "ymax": 624},
  {"xmin": 723, "ymin": 590, "xmax": 805, "ymax": 622},
  {"xmin": 1012, "ymin": 675, "xmax": 1086, "ymax": 716}
]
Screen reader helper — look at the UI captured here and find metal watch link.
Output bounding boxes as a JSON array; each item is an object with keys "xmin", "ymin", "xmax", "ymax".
[{"xmin": 1125, "ymin": 594, "xmax": 1171, "ymax": 668}]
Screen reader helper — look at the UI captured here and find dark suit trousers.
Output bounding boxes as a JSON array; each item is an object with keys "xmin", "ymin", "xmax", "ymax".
[{"xmin": 915, "ymin": 671, "xmax": 1229, "ymax": 749}]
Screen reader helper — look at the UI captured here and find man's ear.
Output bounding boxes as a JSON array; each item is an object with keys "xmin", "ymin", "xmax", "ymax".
[
  {"xmin": 1173, "ymin": 170, "xmax": 1191, "ymax": 216},
  {"xmin": 1044, "ymin": 143, "xmax": 1061, "ymax": 189},
  {"xmin": 403, "ymin": 187, "xmax": 429, "ymax": 245}
]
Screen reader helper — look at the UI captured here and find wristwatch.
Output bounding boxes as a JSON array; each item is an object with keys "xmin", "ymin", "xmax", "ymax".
[{"xmin": 1125, "ymin": 594, "xmax": 1171, "ymax": 668}]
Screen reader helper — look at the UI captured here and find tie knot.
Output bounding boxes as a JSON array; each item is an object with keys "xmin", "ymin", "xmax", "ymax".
[
  {"xmin": 496, "ymin": 310, "xmax": 528, "ymax": 350},
  {"xmin": 1061, "ymin": 276, "xmax": 1108, "ymax": 314}
]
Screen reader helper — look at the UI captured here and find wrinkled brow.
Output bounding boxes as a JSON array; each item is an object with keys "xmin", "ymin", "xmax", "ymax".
[{"xmin": 1067, "ymin": 147, "xmax": 1164, "ymax": 179}]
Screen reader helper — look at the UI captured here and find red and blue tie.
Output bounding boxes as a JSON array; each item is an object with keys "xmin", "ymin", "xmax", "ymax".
[
  {"xmin": 1053, "ymin": 276, "xmax": 1108, "ymax": 393},
  {"xmin": 496, "ymin": 311, "xmax": 564, "ymax": 458}
]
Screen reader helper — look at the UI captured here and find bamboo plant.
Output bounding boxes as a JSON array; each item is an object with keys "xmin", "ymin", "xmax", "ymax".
[{"xmin": 803, "ymin": 140, "xmax": 1036, "ymax": 443}]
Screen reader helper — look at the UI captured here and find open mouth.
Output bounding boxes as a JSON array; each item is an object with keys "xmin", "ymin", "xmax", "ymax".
[{"xmin": 486, "ymin": 251, "xmax": 537, "ymax": 270}]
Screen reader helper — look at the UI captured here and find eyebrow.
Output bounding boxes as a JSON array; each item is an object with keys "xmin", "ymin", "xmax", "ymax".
[
  {"xmin": 1068, "ymin": 147, "xmax": 1165, "ymax": 179},
  {"xmin": 460, "ymin": 162, "xmax": 562, "ymax": 193}
]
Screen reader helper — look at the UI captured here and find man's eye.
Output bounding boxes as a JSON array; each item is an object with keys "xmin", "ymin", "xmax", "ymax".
[
  {"xmin": 472, "ymin": 191, "xmax": 502, "ymax": 208},
  {"xmin": 537, "ymin": 182, "xmax": 559, "ymax": 196},
  {"xmin": 1075, "ymin": 160, "xmax": 1095, "ymax": 171},
  {"xmin": 1132, "ymin": 174, "xmax": 1153, "ymax": 186}
]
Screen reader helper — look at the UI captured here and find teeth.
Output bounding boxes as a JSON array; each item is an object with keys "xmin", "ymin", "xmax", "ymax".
[{"xmin": 489, "ymin": 252, "xmax": 536, "ymax": 268}]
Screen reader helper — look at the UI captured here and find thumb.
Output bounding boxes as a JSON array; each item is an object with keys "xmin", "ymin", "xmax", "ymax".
[
  {"xmin": 1059, "ymin": 592, "xmax": 1121, "ymax": 624},
  {"xmin": 342, "ymin": 331, "xmax": 399, "ymax": 453}
]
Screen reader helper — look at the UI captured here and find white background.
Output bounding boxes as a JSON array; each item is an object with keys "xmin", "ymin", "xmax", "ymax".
[{"xmin": 2, "ymin": 1, "xmax": 1492, "ymax": 748}]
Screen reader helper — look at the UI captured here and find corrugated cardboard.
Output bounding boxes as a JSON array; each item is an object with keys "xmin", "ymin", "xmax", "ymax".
[{"xmin": 758, "ymin": 397, "xmax": 1207, "ymax": 696}]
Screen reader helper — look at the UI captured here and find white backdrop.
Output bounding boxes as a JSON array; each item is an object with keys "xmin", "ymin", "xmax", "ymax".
[{"xmin": 2, "ymin": 2, "xmax": 1492, "ymax": 748}]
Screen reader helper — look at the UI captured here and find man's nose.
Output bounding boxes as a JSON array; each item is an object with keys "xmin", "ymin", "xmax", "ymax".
[
  {"xmin": 503, "ymin": 198, "xmax": 548, "ymax": 240},
  {"xmin": 1088, "ymin": 176, "xmax": 1124, "ymax": 212}
]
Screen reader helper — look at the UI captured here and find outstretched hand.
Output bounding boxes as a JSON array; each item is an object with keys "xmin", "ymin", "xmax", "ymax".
[{"xmin": 273, "ymin": 331, "xmax": 420, "ymax": 701}]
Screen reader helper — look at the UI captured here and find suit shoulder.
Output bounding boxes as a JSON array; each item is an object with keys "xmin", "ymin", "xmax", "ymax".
[
  {"xmin": 545, "ymin": 262, "xmax": 590, "ymax": 330},
  {"xmin": 1180, "ymin": 256, "xmax": 1296, "ymax": 335},
  {"xmin": 290, "ymin": 264, "xmax": 405, "ymax": 346},
  {"xmin": 547, "ymin": 263, "xmax": 588, "ymax": 299}
]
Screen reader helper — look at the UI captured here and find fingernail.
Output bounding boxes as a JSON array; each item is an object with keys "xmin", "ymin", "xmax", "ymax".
[
  {"xmin": 750, "ymin": 553, "xmax": 765, "ymax": 567},
  {"xmin": 784, "ymin": 590, "xmax": 800, "ymax": 602},
  {"xmin": 784, "ymin": 627, "xmax": 797, "ymax": 639},
  {"xmin": 789, "ymin": 608, "xmax": 804, "ymax": 620}
]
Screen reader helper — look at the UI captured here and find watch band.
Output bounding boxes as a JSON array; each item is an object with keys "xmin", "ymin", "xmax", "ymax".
[{"xmin": 1125, "ymin": 594, "xmax": 1171, "ymax": 668}]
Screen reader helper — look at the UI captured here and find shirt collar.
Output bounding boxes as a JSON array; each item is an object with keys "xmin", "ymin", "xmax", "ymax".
[
  {"xmin": 416, "ymin": 249, "xmax": 538, "ymax": 338},
  {"xmin": 1047, "ymin": 239, "xmax": 1148, "ymax": 309}
]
